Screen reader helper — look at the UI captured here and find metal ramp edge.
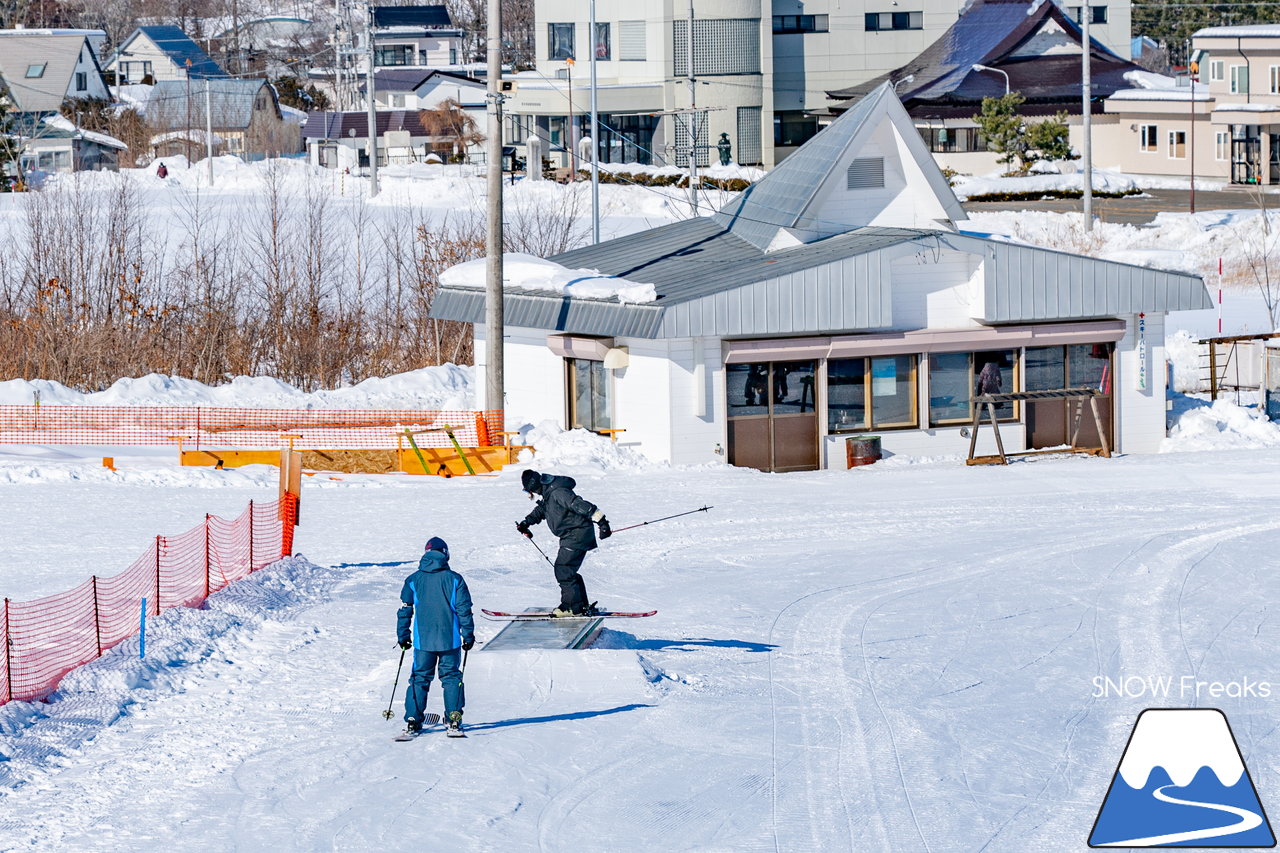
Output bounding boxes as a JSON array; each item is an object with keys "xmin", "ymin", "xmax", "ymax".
[{"xmin": 482, "ymin": 609, "xmax": 605, "ymax": 651}]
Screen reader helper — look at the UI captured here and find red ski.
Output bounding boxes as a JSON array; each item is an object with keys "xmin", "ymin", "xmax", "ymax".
[{"xmin": 481, "ymin": 608, "xmax": 656, "ymax": 621}]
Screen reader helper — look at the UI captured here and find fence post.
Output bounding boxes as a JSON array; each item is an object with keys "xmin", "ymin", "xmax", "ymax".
[
  {"xmin": 92, "ymin": 575, "xmax": 102, "ymax": 657},
  {"xmin": 154, "ymin": 534, "xmax": 162, "ymax": 614},
  {"xmin": 4, "ymin": 598, "xmax": 11, "ymax": 703},
  {"xmin": 248, "ymin": 500, "xmax": 255, "ymax": 571},
  {"xmin": 204, "ymin": 514, "xmax": 211, "ymax": 599},
  {"xmin": 139, "ymin": 597, "xmax": 146, "ymax": 659}
]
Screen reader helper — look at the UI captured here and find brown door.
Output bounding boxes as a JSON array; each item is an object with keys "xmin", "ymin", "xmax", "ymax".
[
  {"xmin": 1025, "ymin": 347, "xmax": 1067, "ymax": 449},
  {"xmin": 726, "ymin": 361, "xmax": 818, "ymax": 471}
]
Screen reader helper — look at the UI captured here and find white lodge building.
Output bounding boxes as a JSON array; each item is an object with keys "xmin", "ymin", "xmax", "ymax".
[{"xmin": 433, "ymin": 85, "xmax": 1210, "ymax": 471}]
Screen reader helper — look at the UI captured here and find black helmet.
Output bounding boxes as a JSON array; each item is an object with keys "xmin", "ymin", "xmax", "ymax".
[{"xmin": 521, "ymin": 469, "xmax": 542, "ymax": 494}]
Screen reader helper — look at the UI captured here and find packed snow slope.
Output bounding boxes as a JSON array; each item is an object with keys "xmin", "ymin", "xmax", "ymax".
[{"xmin": 2, "ymin": 440, "xmax": 1280, "ymax": 851}]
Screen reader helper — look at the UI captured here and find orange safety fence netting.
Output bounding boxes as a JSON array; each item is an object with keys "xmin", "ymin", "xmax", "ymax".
[
  {"xmin": 0, "ymin": 407, "xmax": 504, "ymax": 450},
  {"xmin": 1, "ymin": 493, "xmax": 299, "ymax": 706}
]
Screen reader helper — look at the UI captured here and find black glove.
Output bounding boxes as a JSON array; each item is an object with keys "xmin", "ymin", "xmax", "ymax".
[
  {"xmin": 462, "ymin": 639, "xmax": 474, "ymax": 651},
  {"xmin": 399, "ymin": 640, "xmax": 411, "ymax": 650},
  {"xmin": 597, "ymin": 517, "xmax": 612, "ymax": 539},
  {"xmin": 516, "ymin": 521, "xmax": 532, "ymax": 539}
]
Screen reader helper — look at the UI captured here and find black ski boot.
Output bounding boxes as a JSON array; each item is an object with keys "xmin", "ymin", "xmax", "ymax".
[{"xmin": 446, "ymin": 711, "xmax": 466, "ymax": 738}]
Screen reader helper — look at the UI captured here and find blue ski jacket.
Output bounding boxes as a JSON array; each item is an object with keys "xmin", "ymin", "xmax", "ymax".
[
  {"xmin": 397, "ymin": 550, "xmax": 475, "ymax": 652},
  {"xmin": 521, "ymin": 474, "xmax": 600, "ymax": 552}
]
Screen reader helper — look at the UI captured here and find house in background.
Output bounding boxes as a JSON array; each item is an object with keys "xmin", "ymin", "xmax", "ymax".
[
  {"xmin": 107, "ymin": 25, "xmax": 227, "ymax": 84},
  {"xmin": 0, "ymin": 30, "xmax": 111, "ymax": 111},
  {"xmin": 431, "ymin": 84, "xmax": 1209, "ymax": 471},
  {"xmin": 366, "ymin": 68, "xmax": 484, "ymax": 113},
  {"xmin": 146, "ymin": 78, "xmax": 298, "ymax": 158},
  {"xmin": 1101, "ymin": 24, "xmax": 1280, "ymax": 185},
  {"xmin": 301, "ymin": 109, "xmax": 481, "ymax": 169},
  {"xmin": 824, "ymin": 0, "xmax": 1145, "ymax": 176},
  {"xmin": 369, "ymin": 5, "xmax": 464, "ymax": 68}
]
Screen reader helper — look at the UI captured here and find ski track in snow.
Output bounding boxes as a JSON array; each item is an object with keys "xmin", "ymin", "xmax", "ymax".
[{"xmin": 2, "ymin": 454, "xmax": 1280, "ymax": 850}]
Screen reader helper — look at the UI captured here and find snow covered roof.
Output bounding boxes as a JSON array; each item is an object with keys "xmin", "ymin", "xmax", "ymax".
[
  {"xmin": 1107, "ymin": 82, "xmax": 1212, "ymax": 102},
  {"xmin": 439, "ymin": 254, "xmax": 658, "ymax": 304},
  {"xmin": 150, "ymin": 128, "xmax": 225, "ymax": 147},
  {"xmin": 1195, "ymin": 24, "xmax": 1280, "ymax": 39},
  {"xmin": 42, "ymin": 113, "xmax": 128, "ymax": 149}
]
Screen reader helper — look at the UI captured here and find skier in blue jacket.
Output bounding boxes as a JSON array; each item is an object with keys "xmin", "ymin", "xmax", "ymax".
[{"xmin": 396, "ymin": 537, "xmax": 475, "ymax": 737}]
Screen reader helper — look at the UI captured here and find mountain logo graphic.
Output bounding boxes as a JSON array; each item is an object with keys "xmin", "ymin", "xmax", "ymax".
[{"xmin": 1089, "ymin": 708, "xmax": 1276, "ymax": 848}]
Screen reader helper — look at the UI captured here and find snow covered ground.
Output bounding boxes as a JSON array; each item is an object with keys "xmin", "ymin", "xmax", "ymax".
[{"xmin": 3, "ymin": 435, "xmax": 1280, "ymax": 851}]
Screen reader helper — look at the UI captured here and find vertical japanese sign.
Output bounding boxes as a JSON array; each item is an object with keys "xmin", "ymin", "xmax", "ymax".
[{"xmin": 1137, "ymin": 313, "xmax": 1148, "ymax": 391}]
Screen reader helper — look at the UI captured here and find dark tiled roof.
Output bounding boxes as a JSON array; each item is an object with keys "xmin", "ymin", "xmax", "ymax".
[
  {"xmin": 366, "ymin": 68, "xmax": 480, "ymax": 93},
  {"xmin": 826, "ymin": 0, "xmax": 1142, "ymax": 114},
  {"xmin": 134, "ymin": 25, "xmax": 227, "ymax": 78},
  {"xmin": 301, "ymin": 110, "xmax": 430, "ymax": 139},
  {"xmin": 371, "ymin": 5, "xmax": 452, "ymax": 28}
]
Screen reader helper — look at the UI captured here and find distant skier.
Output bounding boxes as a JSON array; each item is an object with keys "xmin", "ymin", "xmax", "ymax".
[
  {"xmin": 516, "ymin": 470, "xmax": 611, "ymax": 617},
  {"xmin": 156, "ymin": 162, "xmax": 168, "ymax": 179},
  {"xmin": 397, "ymin": 537, "xmax": 474, "ymax": 738}
]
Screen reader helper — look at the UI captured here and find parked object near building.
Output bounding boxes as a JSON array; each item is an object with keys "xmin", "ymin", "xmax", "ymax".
[
  {"xmin": 1101, "ymin": 24, "xmax": 1280, "ymax": 186},
  {"xmin": 107, "ymin": 25, "xmax": 227, "ymax": 84},
  {"xmin": 825, "ymin": 0, "xmax": 1145, "ymax": 176},
  {"xmin": 146, "ymin": 78, "xmax": 298, "ymax": 159},
  {"xmin": 431, "ymin": 84, "xmax": 1210, "ymax": 471}
]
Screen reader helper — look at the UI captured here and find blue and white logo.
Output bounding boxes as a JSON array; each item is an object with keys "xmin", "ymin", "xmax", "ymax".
[{"xmin": 1089, "ymin": 708, "xmax": 1275, "ymax": 848}]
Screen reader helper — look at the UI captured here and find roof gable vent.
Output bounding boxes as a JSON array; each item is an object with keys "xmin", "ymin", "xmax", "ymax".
[{"xmin": 847, "ymin": 157, "xmax": 885, "ymax": 190}]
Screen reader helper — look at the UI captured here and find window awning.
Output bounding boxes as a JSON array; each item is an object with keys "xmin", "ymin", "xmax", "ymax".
[
  {"xmin": 546, "ymin": 334, "xmax": 615, "ymax": 361},
  {"xmin": 723, "ymin": 320, "xmax": 1126, "ymax": 363}
]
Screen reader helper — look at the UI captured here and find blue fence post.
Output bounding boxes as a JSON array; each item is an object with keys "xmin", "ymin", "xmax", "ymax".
[{"xmin": 140, "ymin": 597, "xmax": 146, "ymax": 659}]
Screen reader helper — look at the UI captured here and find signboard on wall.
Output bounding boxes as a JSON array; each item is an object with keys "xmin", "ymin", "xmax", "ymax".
[{"xmin": 1136, "ymin": 313, "xmax": 1147, "ymax": 391}]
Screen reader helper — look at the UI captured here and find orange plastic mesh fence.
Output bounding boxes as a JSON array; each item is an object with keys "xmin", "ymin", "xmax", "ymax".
[
  {"xmin": 1, "ymin": 494, "xmax": 298, "ymax": 706},
  {"xmin": 0, "ymin": 407, "xmax": 504, "ymax": 450}
]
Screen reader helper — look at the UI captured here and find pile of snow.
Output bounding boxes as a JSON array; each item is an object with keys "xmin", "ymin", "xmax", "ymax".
[
  {"xmin": 515, "ymin": 420, "xmax": 659, "ymax": 472},
  {"xmin": 952, "ymin": 168, "xmax": 1139, "ymax": 201},
  {"xmin": 597, "ymin": 161, "xmax": 766, "ymax": 183},
  {"xmin": 440, "ymin": 253, "xmax": 658, "ymax": 304},
  {"xmin": 0, "ymin": 364, "xmax": 474, "ymax": 409},
  {"xmin": 1163, "ymin": 396, "xmax": 1280, "ymax": 451},
  {"xmin": 1166, "ymin": 329, "xmax": 1205, "ymax": 392},
  {"xmin": 150, "ymin": 129, "xmax": 225, "ymax": 147}
]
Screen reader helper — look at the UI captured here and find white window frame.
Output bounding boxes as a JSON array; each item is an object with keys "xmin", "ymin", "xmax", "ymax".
[
  {"xmin": 1210, "ymin": 60, "xmax": 1224, "ymax": 82},
  {"xmin": 1230, "ymin": 64, "xmax": 1249, "ymax": 94},
  {"xmin": 1139, "ymin": 124, "xmax": 1158, "ymax": 153},
  {"xmin": 1270, "ymin": 65, "xmax": 1280, "ymax": 94},
  {"xmin": 1168, "ymin": 129, "xmax": 1187, "ymax": 160},
  {"xmin": 1215, "ymin": 130, "xmax": 1229, "ymax": 161}
]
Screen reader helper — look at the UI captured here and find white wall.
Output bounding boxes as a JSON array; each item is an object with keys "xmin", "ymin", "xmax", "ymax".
[
  {"xmin": 1114, "ymin": 311, "xmax": 1166, "ymax": 454},
  {"xmin": 664, "ymin": 336, "xmax": 726, "ymax": 465},
  {"xmin": 889, "ymin": 249, "xmax": 983, "ymax": 329},
  {"xmin": 474, "ymin": 326, "xmax": 567, "ymax": 428},
  {"xmin": 610, "ymin": 338, "xmax": 673, "ymax": 462}
]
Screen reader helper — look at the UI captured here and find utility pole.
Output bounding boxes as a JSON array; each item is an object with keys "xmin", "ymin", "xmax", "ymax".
[
  {"xmin": 365, "ymin": 3, "xmax": 379, "ymax": 196},
  {"xmin": 333, "ymin": 0, "xmax": 343, "ymax": 111},
  {"xmin": 1082, "ymin": 3, "xmax": 1093, "ymax": 231},
  {"xmin": 205, "ymin": 79, "xmax": 214, "ymax": 185},
  {"xmin": 686, "ymin": 0, "xmax": 698, "ymax": 216},
  {"xmin": 566, "ymin": 58, "xmax": 575, "ymax": 176},
  {"xmin": 589, "ymin": 0, "xmax": 600, "ymax": 243},
  {"xmin": 484, "ymin": 0, "xmax": 504, "ymax": 415}
]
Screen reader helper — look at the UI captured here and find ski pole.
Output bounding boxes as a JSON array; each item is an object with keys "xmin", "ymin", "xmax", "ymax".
[
  {"xmin": 612, "ymin": 505, "xmax": 713, "ymax": 534},
  {"xmin": 382, "ymin": 646, "xmax": 407, "ymax": 720},
  {"xmin": 517, "ymin": 523, "xmax": 556, "ymax": 567}
]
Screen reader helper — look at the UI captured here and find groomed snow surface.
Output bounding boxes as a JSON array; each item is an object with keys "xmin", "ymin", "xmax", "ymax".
[{"xmin": 1, "ymin": 385, "xmax": 1280, "ymax": 850}]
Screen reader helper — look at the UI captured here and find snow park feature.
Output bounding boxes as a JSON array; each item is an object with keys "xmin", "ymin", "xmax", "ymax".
[{"xmin": 1089, "ymin": 709, "xmax": 1276, "ymax": 847}]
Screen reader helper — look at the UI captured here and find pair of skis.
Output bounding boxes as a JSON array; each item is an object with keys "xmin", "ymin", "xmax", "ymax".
[{"xmin": 480, "ymin": 608, "xmax": 656, "ymax": 621}]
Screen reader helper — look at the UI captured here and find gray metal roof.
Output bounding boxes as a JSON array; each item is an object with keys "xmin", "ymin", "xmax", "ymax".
[
  {"xmin": 0, "ymin": 34, "xmax": 91, "ymax": 112},
  {"xmin": 431, "ymin": 290, "xmax": 666, "ymax": 338},
  {"xmin": 148, "ymin": 78, "xmax": 278, "ymax": 130}
]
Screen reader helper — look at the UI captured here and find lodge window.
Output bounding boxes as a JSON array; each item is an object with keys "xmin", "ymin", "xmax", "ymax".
[
  {"xmin": 375, "ymin": 45, "xmax": 414, "ymax": 66},
  {"xmin": 593, "ymin": 22, "xmax": 610, "ymax": 59},
  {"xmin": 1210, "ymin": 60, "xmax": 1224, "ymax": 81},
  {"xmin": 1271, "ymin": 65, "xmax": 1280, "ymax": 94},
  {"xmin": 1068, "ymin": 5, "xmax": 1108, "ymax": 24},
  {"xmin": 918, "ymin": 126, "xmax": 988, "ymax": 153},
  {"xmin": 1216, "ymin": 131, "xmax": 1230, "ymax": 161},
  {"xmin": 1168, "ymin": 130, "xmax": 1186, "ymax": 159},
  {"xmin": 865, "ymin": 11, "xmax": 923, "ymax": 31},
  {"xmin": 75, "ymin": 71, "xmax": 87, "ymax": 91},
  {"xmin": 927, "ymin": 350, "xmax": 1017, "ymax": 425},
  {"xmin": 827, "ymin": 355, "xmax": 918, "ymax": 432},
  {"xmin": 1139, "ymin": 124, "xmax": 1158, "ymax": 153},
  {"xmin": 549, "ymin": 23, "xmax": 575, "ymax": 60},
  {"xmin": 566, "ymin": 358, "xmax": 611, "ymax": 432},
  {"xmin": 25, "ymin": 63, "xmax": 45, "ymax": 78},
  {"xmin": 773, "ymin": 14, "xmax": 829, "ymax": 33},
  {"xmin": 1231, "ymin": 64, "xmax": 1249, "ymax": 94}
]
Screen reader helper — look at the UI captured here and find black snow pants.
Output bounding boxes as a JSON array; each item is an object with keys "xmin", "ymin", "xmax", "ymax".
[{"xmin": 554, "ymin": 544, "xmax": 590, "ymax": 613}]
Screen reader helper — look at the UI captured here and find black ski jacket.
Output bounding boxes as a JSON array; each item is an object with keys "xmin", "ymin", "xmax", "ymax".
[{"xmin": 522, "ymin": 474, "xmax": 599, "ymax": 552}]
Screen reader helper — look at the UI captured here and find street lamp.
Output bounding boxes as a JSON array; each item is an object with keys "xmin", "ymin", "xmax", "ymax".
[
  {"xmin": 892, "ymin": 74, "xmax": 915, "ymax": 93},
  {"xmin": 971, "ymin": 64, "xmax": 1010, "ymax": 96}
]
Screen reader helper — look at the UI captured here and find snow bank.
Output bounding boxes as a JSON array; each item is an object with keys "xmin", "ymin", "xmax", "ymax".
[
  {"xmin": 0, "ymin": 364, "xmax": 474, "ymax": 409},
  {"xmin": 440, "ymin": 253, "xmax": 658, "ymax": 303},
  {"xmin": 597, "ymin": 161, "xmax": 767, "ymax": 183},
  {"xmin": 1163, "ymin": 396, "xmax": 1280, "ymax": 451},
  {"xmin": 952, "ymin": 168, "xmax": 1139, "ymax": 200},
  {"xmin": 515, "ymin": 420, "xmax": 659, "ymax": 472}
]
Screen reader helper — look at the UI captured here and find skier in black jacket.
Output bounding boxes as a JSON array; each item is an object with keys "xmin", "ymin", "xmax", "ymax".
[{"xmin": 516, "ymin": 469, "xmax": 611, "ymax": 616}]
